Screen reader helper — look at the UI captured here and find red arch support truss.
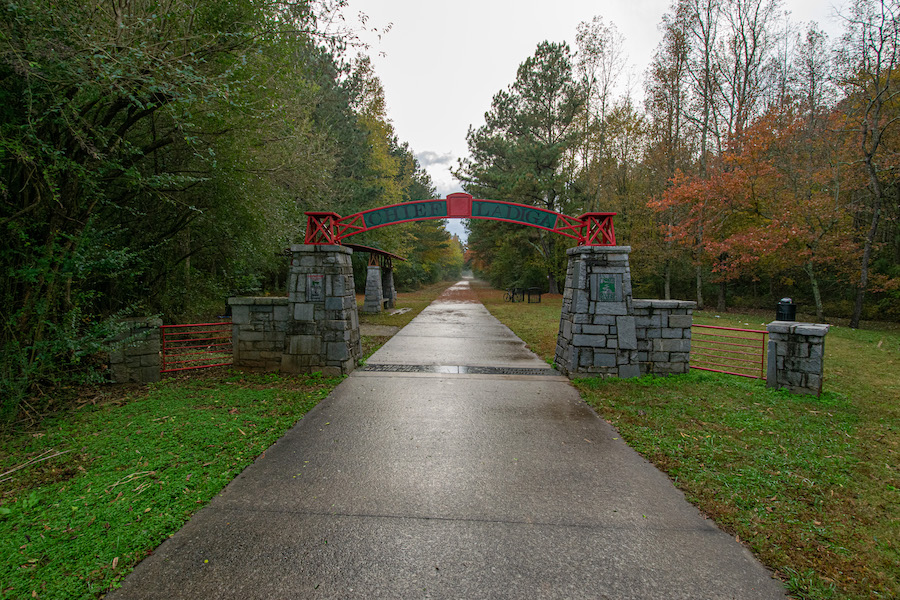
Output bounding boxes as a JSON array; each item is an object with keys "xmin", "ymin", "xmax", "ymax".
[{"xmin": 304, "ymin": 193, "xmax": 616, "ymax": 246}]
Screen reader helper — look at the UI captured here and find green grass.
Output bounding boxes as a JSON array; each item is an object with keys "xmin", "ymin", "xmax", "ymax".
[
  {"xmin": 473, "ymin": 282, "xmax": 900, "ymax": 600},
  {"xmin": 0, "ymin": 370, "xmax": 340, "ymax": 599},
  {"xmin": 0, "ymin": 279, "xmax": 455, "ymax": 600}
]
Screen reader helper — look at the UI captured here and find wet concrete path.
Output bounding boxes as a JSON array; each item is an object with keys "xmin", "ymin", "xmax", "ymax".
[{"xmin": 111, "ymin": 280, "xmax": 786, "ymax": 599}]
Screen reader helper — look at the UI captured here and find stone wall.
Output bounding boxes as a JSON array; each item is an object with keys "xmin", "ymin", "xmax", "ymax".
[
  {"xmin": 634, "ymin": 300, "xmax": 695, "ymax": 376},
  {"xmin": 229, "ymin": 297, "xmax": 289, "ymax": 371},
  {"xmin": 110, "ymin": 317, "xmax": 161, "ymax": 383},
  {"xmin": 766, "ymin": 321, "xmax": 829, "ymax": 395},
  {"xmin": 556, "ymin": 246, "xmax": 696, "ymax": 379}
]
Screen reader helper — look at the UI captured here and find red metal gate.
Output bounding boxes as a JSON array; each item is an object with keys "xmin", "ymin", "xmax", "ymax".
[
  {"xmin": 690, "ymin": 324, "xmax": 767, "ymax": 379},
  {"xmin": 160, "ymin": 321, "xmax": 232, "ymax": 373}
]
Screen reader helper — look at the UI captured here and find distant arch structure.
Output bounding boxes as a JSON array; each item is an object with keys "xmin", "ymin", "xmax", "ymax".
[{"xmin": 304, "ymin": 193, "xmax": 616, "ymax": 246}]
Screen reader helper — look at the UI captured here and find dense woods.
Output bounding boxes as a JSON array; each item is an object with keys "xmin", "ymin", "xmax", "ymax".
[
  {"xmin": 0, "ymin": 0, "xmax": 462, "ymax": 417},
  {"xmin": 3, "ymin": 0, "xmax": 899, "ymax": 417},
  {"xmin": 459, "ymin": 0, "xmax": 899, "ymax": 329}
]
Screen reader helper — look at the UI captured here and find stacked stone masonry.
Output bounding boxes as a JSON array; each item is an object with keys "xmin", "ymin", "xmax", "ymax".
[
  {"xmin": 633, "ymin": 300, "xmax": 695, "ymax": 376},
  {"xmin": 363, "ymin": 265, "xmax": 385, "ymax": 314},
  {"xmin": 766, "ymin": 321, "xmax": 829, "ymax": 395},
  {"xmin": 283, "ymin": 245, "xmax": 361, "ymax": 376},
  {"xmin": 110, "ymin": 317, "xmax": 162, "ymax": 383},
  {"xmin": 229, "ymin": 297, "xmax": 289, "ymax": 371},
  {"xmin": 555, "ymin": 246, "xmax": 696, "ymax": 379},
  {"xmin": 381, "ymin": 268, "xmax": 396, "ymax": 309}
]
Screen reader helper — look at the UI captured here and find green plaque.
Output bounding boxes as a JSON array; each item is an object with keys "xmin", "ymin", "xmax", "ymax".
[
  {"xmin": 591, "ymin": 274, "xmax": 621, "ymax": 302},
  {"xmin": 597, "ymin": 276, "xmax": 616, "ymax": 302}
]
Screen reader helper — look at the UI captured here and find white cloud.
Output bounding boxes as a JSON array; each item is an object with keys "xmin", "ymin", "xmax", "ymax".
[{"xmin": 416, "ymin": 150, "xmax": 455, "ymax": 168}]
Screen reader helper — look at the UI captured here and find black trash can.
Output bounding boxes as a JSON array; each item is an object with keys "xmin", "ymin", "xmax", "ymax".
[{"xmin": 776, "ymin": 297, "xmax": 796, "ymax": 321}]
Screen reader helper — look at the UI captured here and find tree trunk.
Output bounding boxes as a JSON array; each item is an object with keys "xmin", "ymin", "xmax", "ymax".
[
  {"xmin": 548, "ymin": 273, "xmax": 559, "ymax": 295},
  {"xmin": 849, "ymin": 212, "xmax": 879, "ymax": 329},
  {"xmin": 717, "ymin": 279, "xmax": 726, "ymax": 312},
  {"xmin": 850, "ymin": 162, "xmax": 884, "ymax": 329},
  {"xmin": 805, "ymin": 261, "xmax": 824, "ymax": 322},
  {"xmin": 695, "ymin": 264, "xmax": 703, "ymax": 308},
  {"xmin": 664, "ymin": 260, "xmax": 672, "ymax": 300},
  {"xmin": 538, "ymin": 231, "xmax": 560, "ymax": 295}
]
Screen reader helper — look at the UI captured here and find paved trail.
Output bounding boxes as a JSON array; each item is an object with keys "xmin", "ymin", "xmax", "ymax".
[{"xmin": 110, "ymin": 280, "xmax": 786, "ymax": 599}]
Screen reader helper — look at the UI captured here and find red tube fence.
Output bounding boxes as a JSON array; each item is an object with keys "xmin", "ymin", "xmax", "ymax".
[
  {"xmin": 160, "ymin": 321, "xmax": 232, "ymax": 373},
  {"xmin": 690, "ymin": 324, "xmax": 767, "ymax": 380}
]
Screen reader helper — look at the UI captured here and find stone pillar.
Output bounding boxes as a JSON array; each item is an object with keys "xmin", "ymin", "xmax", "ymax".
[
  {"xmin": 229, "ymin": 297, "xmax": 289, "ymax": 371},
  {"xmin": 766, "ymin": 321, "xmax": 829, "ymax": 395},
  {"xmin": 363, "ymin": 265, "xmax": 384, "ymax": 314},
  {"xmin": 283, "ymin": 245, "xmax": 361, "ymax": 376},
  {"xmin": 555, "ymin": 246, "xmax": 639, "ymax": 378},
  {"xmin": 110, "ymin": 317, "xmax": 162, "ymax": 383},
  {"xmin": 381, "ymin": 267, "xmax": 396, "ymax": 309}
]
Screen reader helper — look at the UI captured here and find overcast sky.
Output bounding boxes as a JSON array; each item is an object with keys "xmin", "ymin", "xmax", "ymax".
[{"xmin": 352, "ymin": 0, "xmax": 847, "ymax": 238}]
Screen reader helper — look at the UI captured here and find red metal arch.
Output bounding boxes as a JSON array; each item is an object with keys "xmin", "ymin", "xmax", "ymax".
[{"xmin": 304, "ymin": 193, "xmax": 616, "ymax": 246}]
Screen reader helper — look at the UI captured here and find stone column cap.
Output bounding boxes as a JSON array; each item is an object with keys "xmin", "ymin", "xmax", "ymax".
[
  {"xmin": 290, "ymin": 244, "xmax": 353, "ymax": 255},
  {"xmin": 119, "ymin": 316, "xmax": 163, "ymax": 327},
  {"xmin": 228, "ymin": 296, "xmax": 289, "ymax": 306},
  {"xmin": 766, "ymin": 321, "xmax": 830, "ymax": 335},
  {"xmin": 633, "ymin": 299, "xmax": 697, "ymax": 310}
]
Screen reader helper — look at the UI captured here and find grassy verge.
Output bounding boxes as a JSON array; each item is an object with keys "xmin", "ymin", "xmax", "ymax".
[
  {"xmin": 472, "ymin": 281, "xmax": 900, "ymax": 600},
  {"xmin": 0, "ymin": 370, "xmax": 340, "ymax": 599},
  {"xmin": 357, "ymin": 280, "xmax": 457, "ymax": 359},
  {"xmin": 0, "ymin": 279, "xmax": 455, "ymax": 600}
]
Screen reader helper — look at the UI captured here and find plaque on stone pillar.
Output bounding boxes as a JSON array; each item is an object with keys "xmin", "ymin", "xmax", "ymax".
[
  {"xmin": 306, "ymin": 274, "xmax": 324, "ymax": 302},
  {"xmin": 591, "ymin": 274, "xmax": 622, "ymax": 302}
]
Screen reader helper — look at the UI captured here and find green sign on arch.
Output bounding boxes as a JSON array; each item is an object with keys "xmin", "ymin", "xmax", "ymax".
[
  {"xmin": 360, "ymin": 198, "xmax": 558, "ymax": 231},
  {"xmin": 362, "ymin": 201, "xmax": 447, "ymax": 228},
  {"xmin": 304, "ymin": 193, "xmax": 616, "ymax": 246},
  {"xmin": 471, "ymin": 200, "xmax": 557, "ymax": 229}
]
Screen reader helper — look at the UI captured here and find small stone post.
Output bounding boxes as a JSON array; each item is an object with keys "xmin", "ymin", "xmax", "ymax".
[
  {"xmin": 229, "ymin": 297, "xmax": 289, "ymax": 371},
  {"xmin": 110, "ymin": 317, "xmax": 162, "ymax": 383},
  {"xmin": 363, "ymin": 265, "xmax": 385, "ymax": 314},
  {"xmin": 283, "ymin": 244, "xmax": 361, "ymax": 376},
  {"xmin": 766, "ymin": 321, "xmax": 829, "ymax": 395},
  {"xmin": 556, "ymin": 246, "xmax": 639, "ymax": 378},
  {"xmin": 381, "ymin": 266, "xmax": 396, "ymax": 309}
]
